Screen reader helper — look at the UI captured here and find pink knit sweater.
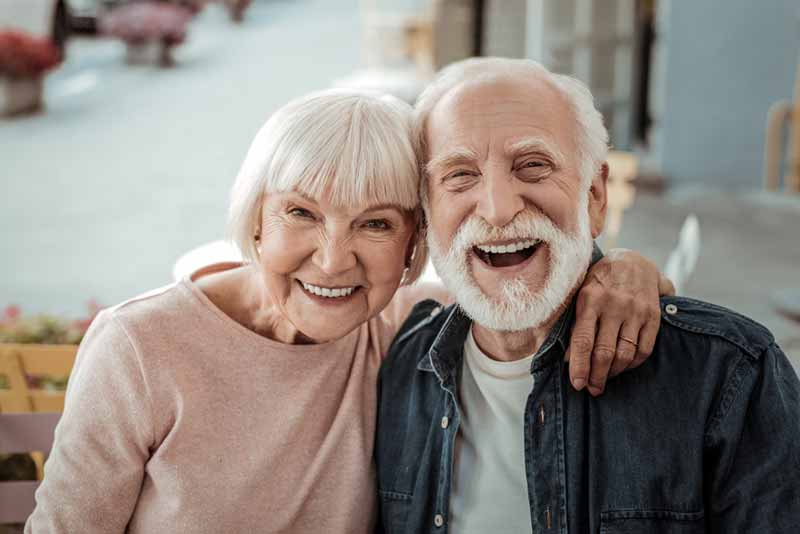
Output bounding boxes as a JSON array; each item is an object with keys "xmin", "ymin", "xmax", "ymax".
[{"xmin": 26, "ymin": 278, "xmax": 431, "ymax": 533}]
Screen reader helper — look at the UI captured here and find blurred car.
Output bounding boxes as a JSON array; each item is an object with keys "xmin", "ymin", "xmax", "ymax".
[
  {"xmin": 0, "ymin": 0, "xmax": 70, "ymax": 51},
  {"xmin": 66, "ymin": 0, "xmax": 123, "ymax": 32}
]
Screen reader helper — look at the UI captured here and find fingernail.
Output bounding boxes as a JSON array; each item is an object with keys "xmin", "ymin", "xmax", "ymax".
[
  {"xmin": 573, "ymin": 378, "xmax": 586, "ymax": 390},
  {"xmin": 588, "ymin": 385, "xmax": 603, "ymax": 396}
]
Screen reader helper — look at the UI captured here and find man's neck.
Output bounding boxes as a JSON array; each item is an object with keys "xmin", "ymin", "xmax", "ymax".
[{"xmin": 471, "ymin": 301, "xmax": 568, "ymax": 363}]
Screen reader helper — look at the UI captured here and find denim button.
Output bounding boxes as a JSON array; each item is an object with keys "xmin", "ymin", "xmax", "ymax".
[
  {"xmin": 434, "ymin": 514, "xmax": 444, "ymax": 527},
  {"xmin": 666, "ymin": 303, "xmax": 678, "ymax": 315},
  {"xmin": 441, "ymin": 416, "xmax": 449, "ymax": 429}
]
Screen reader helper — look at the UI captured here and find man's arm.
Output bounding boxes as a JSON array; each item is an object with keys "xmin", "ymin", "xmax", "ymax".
[
  {"xmin": 385, "ymin": 247, "xmax": 673, "ymax": 394},
  {"xmin": 568, "ymin": 247, "xmax": 675, "ymax": 396},
  {"xmin": 705, "ymin": 342, "xmax": 800, "ymax": 532}
]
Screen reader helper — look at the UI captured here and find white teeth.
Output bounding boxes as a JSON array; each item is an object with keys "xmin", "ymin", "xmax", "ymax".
[
  {"xmin": 476, "ymin": 239, "xmax": 540, "ymax": 254},
  {"xmin": 301, "ymin": 282, "xmax": 356, "ymax": 298}
]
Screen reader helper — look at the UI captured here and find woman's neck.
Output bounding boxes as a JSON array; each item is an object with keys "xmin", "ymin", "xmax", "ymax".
[{"xmin": 195, "ymin": 266, "xmax": 311, "ymax": 345}]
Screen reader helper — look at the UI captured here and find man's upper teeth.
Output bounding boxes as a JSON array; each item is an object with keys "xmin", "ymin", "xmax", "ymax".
[
  {"xmin": 302, "ymin": 282, "xmax": 355, "ymax": 298},
  {"xmin": 476, "ymin": 240, "xmax": 539, "ymax": 254}
]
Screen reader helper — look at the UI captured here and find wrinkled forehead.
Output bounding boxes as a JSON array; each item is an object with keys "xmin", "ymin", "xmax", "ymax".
[{"xmin": 425, "ymin": 75, "xmax": 578, "ymax": 160}]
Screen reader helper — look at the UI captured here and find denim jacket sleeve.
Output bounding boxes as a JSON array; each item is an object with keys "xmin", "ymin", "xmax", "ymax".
[{"xmin": 704, "ymin": 341, "xmax": 800, "ymax": 531}]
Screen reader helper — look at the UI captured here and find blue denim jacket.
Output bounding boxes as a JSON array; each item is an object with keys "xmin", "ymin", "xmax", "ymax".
[{"xmin": 376, "ymin": 293, "xmax": 800, "ymax": 533}]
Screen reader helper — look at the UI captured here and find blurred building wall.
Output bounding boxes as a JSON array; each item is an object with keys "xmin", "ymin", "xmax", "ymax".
[
  {"xmin": 658, "ymin": 0, "xmax": 798, "ymax": 188},
  {"xmin": 482, "ymin": 0, "xmax": 527, "ymax": 58},
  {"xmin": 498, "ymin": 0, "xmax": 800, "ymax": 189}
]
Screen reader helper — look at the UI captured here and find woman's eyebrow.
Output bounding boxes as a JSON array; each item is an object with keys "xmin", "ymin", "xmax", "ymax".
[
  {"xmin": 361, "ymin": 203, "xmax": 404, "ymax": 214},
  {"xmin": 424, "ymin": 147, "xmax": 479, "ymax": 176}
]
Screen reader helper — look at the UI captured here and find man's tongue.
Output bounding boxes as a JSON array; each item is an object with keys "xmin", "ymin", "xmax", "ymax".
[
  {"xmin": 489, "ymin": 251, "xmax": 529, "ymax": 267},
  {"xmin": 474, "ymin": 244, "xmax": 539, "ymax": 268}
]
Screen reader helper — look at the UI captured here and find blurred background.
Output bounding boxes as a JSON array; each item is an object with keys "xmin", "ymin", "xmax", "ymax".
[{"xmin": 1, "ymin": 0, "xmax": 799, "ymax": 372}]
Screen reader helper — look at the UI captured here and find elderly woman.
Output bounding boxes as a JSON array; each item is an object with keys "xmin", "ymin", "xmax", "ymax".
[{"xmin": 27, "ymin": 89, "xmax": 670, "ymax": 533}]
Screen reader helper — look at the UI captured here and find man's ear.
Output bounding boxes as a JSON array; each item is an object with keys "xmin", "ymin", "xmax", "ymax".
[
  {"xmin": 588, "ymin": 162, "xmax": 609, "ymax": 238},
  {"xmin": 405, "ymin": 209, "xmax": 425, "ymax": 267}
]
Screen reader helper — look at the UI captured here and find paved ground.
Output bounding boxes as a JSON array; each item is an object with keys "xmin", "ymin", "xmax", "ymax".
[
  {"xmin": 1, "ymin": 0, "xmax": 361, "ymax": 315},
  {"xmin": 613, "ymin": 188, "xmax": 800, "ymax": 371},
  {"xmin": 2, "ymin": 0, "xmax": 799, "ymax": 372}
]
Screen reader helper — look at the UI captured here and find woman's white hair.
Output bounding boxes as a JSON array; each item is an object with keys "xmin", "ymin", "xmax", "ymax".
[
  {"xmin": 414, "ymin": 57, "xmax": 609, "ymax": 195},
  {"xmin": 228, "ymin": 88, "xmax": 428, "ymax": 285}
]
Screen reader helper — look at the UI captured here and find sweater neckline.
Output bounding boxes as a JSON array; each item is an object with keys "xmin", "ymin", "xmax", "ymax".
[{"xmin": 180, "ymin": 277, "xmax": 363, "ymax": 355}]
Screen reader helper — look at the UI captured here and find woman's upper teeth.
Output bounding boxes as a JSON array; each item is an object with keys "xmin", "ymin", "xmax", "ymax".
[
  {"xmin": 301, "ymin": 282, "xmax": 355, "ymax": 298},
  {"xmin": 476, "ymin": 239, "xmax": 540, "ymax": 254}
]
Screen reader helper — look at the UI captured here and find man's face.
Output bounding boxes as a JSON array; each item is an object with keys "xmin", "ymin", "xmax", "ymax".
[{"xmin": 423, "ymin": 76, "xmax": 606, "ymax": 331}]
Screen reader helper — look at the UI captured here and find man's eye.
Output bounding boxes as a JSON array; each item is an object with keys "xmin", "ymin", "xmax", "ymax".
[
  {"xmin": 447, "ymin": 169, "xmax": 473, "ymax": 179},
  {"xmin": 516, "ymin": 161, "xmax": 551, "ymax": 182},
  {"xmin": 288, "ymin": 207, "xmax": 314, "ymax": 219},
  {"xmin": 442, "ymin": 171, "xmax": 479, "ymax": 192},
  {"xmin": 364, "ymin": 219, "xmax": 390, "ymax": 230}
]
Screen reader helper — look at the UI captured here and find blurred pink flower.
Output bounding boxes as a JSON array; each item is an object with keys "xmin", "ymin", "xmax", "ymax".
[
  {"xmin": 101, "ymin": 2, "xmax": 193, "ymax": 44},
  {"xmin": 3, "ymin": 304, "xmax": 21, "ymax": 322},
  {"xmin": 0, "ymin": 31, "xmax": 62, "ymax": 78}
]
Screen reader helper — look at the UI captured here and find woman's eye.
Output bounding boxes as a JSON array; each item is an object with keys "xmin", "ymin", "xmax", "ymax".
[
  {"xmin": 364, "ymin": 219, "xmax": 390, "ymax": 230},
  {"xmin": 288, "ymin": 207, "xmax": 314, "ymax": 219}
]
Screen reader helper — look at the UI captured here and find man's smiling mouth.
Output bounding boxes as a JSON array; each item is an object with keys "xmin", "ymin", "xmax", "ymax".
[{"xmin": 472, "ymin": 239, "xmax": 542, "ymax": 268}]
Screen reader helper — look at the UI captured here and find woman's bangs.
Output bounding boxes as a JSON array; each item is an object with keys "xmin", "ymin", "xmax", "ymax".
[{"xmin": 275, "ymin": 112, "xmax": 419, "ymax": 211}]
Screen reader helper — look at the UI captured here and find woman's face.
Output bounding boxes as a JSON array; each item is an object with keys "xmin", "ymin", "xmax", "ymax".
[{"xmin": 256, "ymin": 191, "xmax": 416, "ymax": 343}]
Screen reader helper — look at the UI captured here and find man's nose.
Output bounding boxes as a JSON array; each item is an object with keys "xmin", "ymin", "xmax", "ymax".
[
  {"xmin": 313, "ymin": 232, "xmax": 357, "ymax": 275},
  {"xmin": 475, "ymin": 173, "xmax": 525, "ymax": 228}
]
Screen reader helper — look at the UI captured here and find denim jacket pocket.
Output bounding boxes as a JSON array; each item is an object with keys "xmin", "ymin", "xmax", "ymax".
[
  {"xmin": 378, "ymin": 489, "xmax": 412, "ymax": 530},
  {"xmin": 599, "ymin": 510, "xmax": 705, "ymax": 534}
]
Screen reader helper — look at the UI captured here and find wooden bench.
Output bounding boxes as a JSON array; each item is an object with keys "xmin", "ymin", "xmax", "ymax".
[
  {"xmin": 0, "ymin": 344, "xmax": 76, "ymax": 414},
  {"xmin": 0, "ymin": 412, "xmax": 61, "ymax": 525}
]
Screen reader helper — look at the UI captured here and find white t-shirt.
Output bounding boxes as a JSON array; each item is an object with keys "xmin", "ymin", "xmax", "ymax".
[{"xmin": 449, "ymin": 328, "xmax": 535, "ymax": 534}]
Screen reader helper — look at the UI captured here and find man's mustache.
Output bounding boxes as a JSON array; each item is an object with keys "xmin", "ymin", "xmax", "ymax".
[{"xmin": 448, "ymin": 213, "xmax": 560, "ymax": 254}]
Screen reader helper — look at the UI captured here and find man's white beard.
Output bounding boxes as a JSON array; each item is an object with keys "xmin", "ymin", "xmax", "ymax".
[{"xmin": 427, "ymin": 201, "xmax": 594, "ymax": 332}]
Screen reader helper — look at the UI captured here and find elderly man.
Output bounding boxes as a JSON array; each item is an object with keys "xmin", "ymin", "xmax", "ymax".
[{"xmin": 376, "ymin": 58, "xmax": 800, "ymax": 533}]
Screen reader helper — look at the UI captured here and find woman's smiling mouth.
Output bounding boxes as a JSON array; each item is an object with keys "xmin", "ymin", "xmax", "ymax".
[{"xmin": 298, "ymin": 280, "xmax": 362, "ymax": 300}]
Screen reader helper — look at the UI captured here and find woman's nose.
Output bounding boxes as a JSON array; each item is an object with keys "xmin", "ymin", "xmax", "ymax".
[
  {"xmin": 312, "ymin": 235, "xmax": 357, "ymax": 275},
  {"xmin": 475, "ymin": 174, "xmax": 525, "ymax": 228}
]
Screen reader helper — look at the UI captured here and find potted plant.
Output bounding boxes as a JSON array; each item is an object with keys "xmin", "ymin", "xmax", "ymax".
[
  {"xmin": 0, "ymin": 31, "xmax": 62, "ymax": 116},
  {"xmin": 222, "ymin": 0, "xmax": 252, "ymax": 23},
  {"xmin": 101, "ymin": 1, "xmax": 198, "ymax": 67},
  {"xmin": 0, "ymin": 301, "xmax": 101, "ymax": 402}
]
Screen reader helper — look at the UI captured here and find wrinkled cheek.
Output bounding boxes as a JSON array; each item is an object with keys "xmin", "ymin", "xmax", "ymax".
[{"xmin": 260, "ymin": 236, "xmax": 311, "ymax": 274}]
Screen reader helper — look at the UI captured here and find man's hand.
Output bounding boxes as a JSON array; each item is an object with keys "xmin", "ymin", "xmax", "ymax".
[{"xmin": 567, "ymin": 248, "xmax": 675, "ymax": 396}]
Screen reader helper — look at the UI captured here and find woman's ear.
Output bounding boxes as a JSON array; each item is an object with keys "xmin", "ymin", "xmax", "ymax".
[{"xmin": 405, "ymin": 211, "xmax": 424, "ymax": 267}]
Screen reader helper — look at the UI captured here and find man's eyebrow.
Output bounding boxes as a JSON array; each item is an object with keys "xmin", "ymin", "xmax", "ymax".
[
  {"xmin": 505, "ymin": 138, "xmax": 564, "ymax": 163},
  {"xmin": 424, "ymin": 147, "xmax": 479, "ymax": 176}
]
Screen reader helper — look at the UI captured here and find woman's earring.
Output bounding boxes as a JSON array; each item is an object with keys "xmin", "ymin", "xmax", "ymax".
[{"xmin": 400, "ymin": 266, "xmax": 410, "ymax": 286}]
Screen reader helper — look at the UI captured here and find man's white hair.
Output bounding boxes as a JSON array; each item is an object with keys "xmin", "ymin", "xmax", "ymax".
[
  {"xmin": 228, "ymin": 88, "xmax": 428, "ymax": 285},
  {"xmin": 414, "ymin": 57, "xmax": 609, "ymax": 192}
]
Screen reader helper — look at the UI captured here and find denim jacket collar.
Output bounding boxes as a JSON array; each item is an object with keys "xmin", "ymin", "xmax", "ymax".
[{"xmin": 416, "ymin": 243, "xmax": 602, "ymax": 382}]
